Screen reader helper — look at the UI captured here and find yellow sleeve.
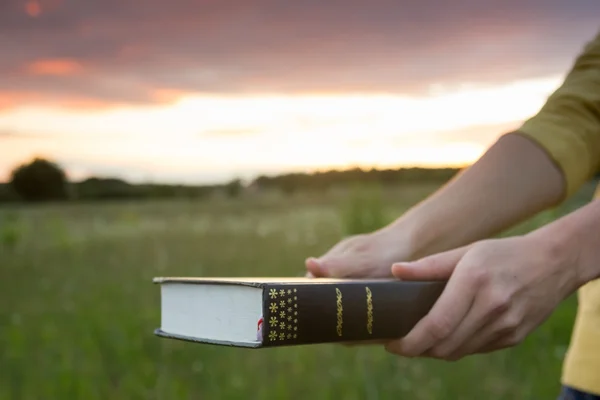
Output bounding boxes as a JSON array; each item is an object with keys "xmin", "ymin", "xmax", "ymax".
[{"xmin": 517, "ymin": 30, "xmax": 600, "ymax": 199}]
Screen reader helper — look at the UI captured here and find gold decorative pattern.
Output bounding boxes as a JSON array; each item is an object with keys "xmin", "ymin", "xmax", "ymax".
[
  {"xmin": 366, "ymin": 287, "xmax": 373, "ymax": 335},
  {"xmin": 336, "ymin": 288, "xmax": 343, "ymax": 337},
  {"xmin": 267, "ymin": 286, "xmax": 300, "ymax": 344}
]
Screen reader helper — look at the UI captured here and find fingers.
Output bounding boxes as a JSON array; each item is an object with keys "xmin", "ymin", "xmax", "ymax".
[
  {"xmin": 385, "ymin": 264, "xmax": 477, "ymax": 357},
  {"xmin": 447, "ymin": 310, "xmax": 525, "ymax": 359},
  {"xmin": 391, "ymin": 245, "xmax": 470, "ymax": 281},
  {"xmin": 415, "ymin": 291, "xmax": 495, "ymax": 360},
  {"xmin": 305, "ymin": 256, "xmax": 352, "ymax": 278},
  {"xmin": 305, "ymin": 255, "xmax": 392, "ymax": 279}
]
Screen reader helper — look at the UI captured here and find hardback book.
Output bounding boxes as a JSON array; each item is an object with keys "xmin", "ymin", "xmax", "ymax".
[{"xmin": 153, "ymin": 277, "xmax": 446, "ymax": 348}]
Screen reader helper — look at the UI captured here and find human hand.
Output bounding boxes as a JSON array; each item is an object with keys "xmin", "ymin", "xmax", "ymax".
[
  {"xmin": 304, "ymin": 223, "xmax": 418, "ymax": 347},
  {"xmin": 305, "ymin": 224, "xmax": 415, "ymax": 279},
  {"xmin": 384, "ymin": 235, "xmax": 580, "ymax": 361}
]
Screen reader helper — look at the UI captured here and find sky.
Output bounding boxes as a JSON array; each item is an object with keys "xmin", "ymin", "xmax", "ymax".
[{"xmin": 1, "ymin": 0, "xmax": 599, "ymax": 184}]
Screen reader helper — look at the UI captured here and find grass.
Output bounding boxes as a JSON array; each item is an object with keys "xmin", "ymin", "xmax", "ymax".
[{"xmin": 0, "ymin": 182, "xmax": 595, "ymax": 399}]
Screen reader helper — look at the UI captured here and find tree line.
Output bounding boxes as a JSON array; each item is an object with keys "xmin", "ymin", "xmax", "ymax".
[
  {"xmin": 5, "ymin": 157, "xmax": 600, "ymax": 204},
  {"xmin": 0, "ymin": 157, "xmax": 464, "ymax": 203}
]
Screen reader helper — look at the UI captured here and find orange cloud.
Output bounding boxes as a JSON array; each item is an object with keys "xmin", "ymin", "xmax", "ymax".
[
  {"xmin": 24, "ymin": 0, "xmax": 65, "ymax": 18},
  {"xmin": 26, "ymin": 59, "xmax": 83, "ymax": 76},
  {"xmin": 0, "ymin": 91, "xmax": 41, "ymax": 110},
  {"xmin": 0, "ymin": 0, "xmax": 597, "ymax": 111},
  {"xmin": 0, "ymin": 90, "xmax": 126, "ymax": 112},
  {"xmin": 150, "ymin": 89, "xmax": 192, "ymax": 104},
  {"xmin": 25, "ymin": 1, "xmax": 41, "ymax": 17}
]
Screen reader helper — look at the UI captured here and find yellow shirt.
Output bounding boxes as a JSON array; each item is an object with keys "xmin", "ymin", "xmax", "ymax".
[{"xmin": 518, "ymin": 30, "xmax": 600, "ymax": 395}]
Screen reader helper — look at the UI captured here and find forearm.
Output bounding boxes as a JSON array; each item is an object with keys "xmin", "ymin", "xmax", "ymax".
[
  {"xmin": 530, "ymin": 198, "xmax": 600, "ymax": 286},
  {"xmin": 390, "ymin": 132, "xmax": 565, "ymax": 258}
]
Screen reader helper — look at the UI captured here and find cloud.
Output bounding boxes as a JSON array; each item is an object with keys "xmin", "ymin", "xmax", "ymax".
[
  {"xmin": 0, "ymin": 0, "xmax": 599, "ymax": 108},
  {"xmin": 25, "ymin": 58, "xmax": 83, "ymax": 76}
]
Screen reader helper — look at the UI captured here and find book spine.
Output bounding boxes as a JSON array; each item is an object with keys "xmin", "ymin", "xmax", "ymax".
[{"xmin": 260, "ymin": 280, "xmax": 446, "ymax": 347}]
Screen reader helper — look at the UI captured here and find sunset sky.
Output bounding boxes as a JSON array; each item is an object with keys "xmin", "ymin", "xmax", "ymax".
[{"xmin": 1, "ymin": 0, "xmax": 599, "ymax": 184}]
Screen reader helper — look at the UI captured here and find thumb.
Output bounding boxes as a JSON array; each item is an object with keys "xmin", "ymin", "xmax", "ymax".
[
  {"xmin": 305, "ymin": 256, "xmax": 353, "ymax": 278},
  {"xmin": 391, "ymin": 245, "xmax": 470, "ymax": 281}
]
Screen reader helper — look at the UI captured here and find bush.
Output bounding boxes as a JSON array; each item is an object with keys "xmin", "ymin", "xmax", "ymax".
[{"xmin": 9, "ymin": 158, "xmax": 70, "ymax": 202}]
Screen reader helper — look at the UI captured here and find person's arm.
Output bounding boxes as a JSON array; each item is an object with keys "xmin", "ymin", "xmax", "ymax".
[
  {"xmin": 306, "ymin": 31, "xmax": 600, "ymax": 279},
  {"xmin": 382, "ymin": 31, "xmax": 600, "ymax": 360},
  {"xmin": 397, "ymin": 30, "xmax": 600, "ymax": 259},
  {"xmin": 395, "ymin": 132, "xmax": 564, "ymax": 258}
]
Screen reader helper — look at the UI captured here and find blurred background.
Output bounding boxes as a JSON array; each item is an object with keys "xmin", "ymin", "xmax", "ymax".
[{"xmin": 1, "ymin": 0, "xmax": 600, "ymax": 398}]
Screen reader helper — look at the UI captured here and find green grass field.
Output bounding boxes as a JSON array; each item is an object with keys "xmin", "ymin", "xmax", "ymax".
[{"xmin": 1, "ymin": 182, "xmax": 596, "ymax": 399}]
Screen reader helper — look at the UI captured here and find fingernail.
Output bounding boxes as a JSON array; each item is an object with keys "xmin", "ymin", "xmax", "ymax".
[
  {"xmin": 392, "ymin": 262, "xmax": 410, "ymax": 270},
  {"xmin": 306, "ymin": 257, "xmax": 320, "ymax": 266},
  {"xmin": 384, "ymin": 342, "xmax": 399, "ymax": 354},
  {"xmin": 385, "ymin": 342, "xmax": 412, "ymax": 357},
  {"xmin": 306, "ymin": 258, "xmax": 325, "ymax": 275}
]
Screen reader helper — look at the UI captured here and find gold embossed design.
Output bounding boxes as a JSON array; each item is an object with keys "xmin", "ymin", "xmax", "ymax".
[
  {"xmin": 267, "ymin": 286, "xmax": 299, "ymax": 344},
  {"xmin": 336, "ymin": 288, "xmax": 343, "ymax": 337},
  {"xmin": 366, "ymin": 287, "xmax": 373, "ymax": 335}
]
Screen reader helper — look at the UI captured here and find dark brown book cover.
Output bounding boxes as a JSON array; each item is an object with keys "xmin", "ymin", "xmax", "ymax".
[
  {"xmin": 154, "ymin": 277, "xmax": 446, "ymax": 348},
  {"xmin": 259, "ymin": 279, "xmax": 445, "ymax": 347}
]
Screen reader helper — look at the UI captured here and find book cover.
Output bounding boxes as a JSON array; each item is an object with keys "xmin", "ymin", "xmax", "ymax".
[{"xmin": 154, "ymin": 277, "xmax": 446, "ymax": 348}]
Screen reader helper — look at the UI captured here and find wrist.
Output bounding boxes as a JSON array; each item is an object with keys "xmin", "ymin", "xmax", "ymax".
[
  {"xmin": 525, "ymin": 222, "xmax": 587, "ymax": 294},
  {"xmin": 384, "ymin": 210, "xmax": 440, "ymax": 261}
]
